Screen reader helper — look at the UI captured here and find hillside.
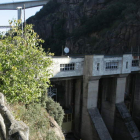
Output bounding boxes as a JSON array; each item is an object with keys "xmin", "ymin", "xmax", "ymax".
[
  {"xmin": 27, "ymin": 0, "xmax": 140, "ymax": 55},
  {"xmin": 0, "ymin": 93, "xmax": 65, "ymax": 140}
]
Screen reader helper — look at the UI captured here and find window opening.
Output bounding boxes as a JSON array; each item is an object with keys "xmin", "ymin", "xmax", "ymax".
[
  {"xmin": 105, "ymin": 62, "xmax": 118, "ymax": 70},
  {"xmin": 97, "ymin": 63, "xmax": 100, "ymax": 71},
  {"xmin": 132, "ymin": 60, "xmax": 139, "ymax": 67},
  {"xmin": 126, "ymin": 62, "xmax": 128, "ymax": 69},
  {"xmin": 60, "ymin": 63, "xmax": 75, "ymax": 71}
]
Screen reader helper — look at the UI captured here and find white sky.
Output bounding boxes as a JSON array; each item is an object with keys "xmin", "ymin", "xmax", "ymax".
[{"xmin": 0, "ymin": 0, "xmax": 42, "ymax": 32}]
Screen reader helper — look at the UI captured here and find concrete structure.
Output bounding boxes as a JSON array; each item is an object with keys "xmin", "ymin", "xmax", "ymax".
[
  {"xmin": 115, "ymin": 103, "xmax": 140, "ymax": 140},
  {"xmin": 0, "ymin": 0, "xmax": 49, "ymax": 10},
  {"xmin": 0, "ymin": 0, "xmax": 49, "ymax": 22},
  {"xmin": 49, "ymin": 54, "xmax": 140, "ymax": 140},
  {"xmin": 51, "ymin": 56, "xmax": 84, "ymax": 78},
  {"xmin": 17, "ymin": 6, "xmax": 22, "ymax": 20},
  {"xmin": 50, "ymin": 54, "xmax": 139, "ymax": 78},
  {"xmin": 0, "ymin": 26, "xmax": 11, "ymax": 29}
]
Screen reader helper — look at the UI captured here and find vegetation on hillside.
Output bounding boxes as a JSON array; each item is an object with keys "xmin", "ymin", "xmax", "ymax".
[
  {"xmin": 27, "ymin": 0, "xmax": 140, "ymax": 55},
  {"xmin": 44, "ymin": 18, "xmax": 67, "ymax": 55},
  {"xmin": 46, "ymin": 97, "xmax": 64, "ymax": 126},
  {"xmin": 27, "ymin": 1, "xmax": 67, "ymax": 55},
  {"xmin": 10, "ymin": 99, "xmax": 64, "ymax": 140},
  {"xmin": 27, "ymin": 1, "xmax": 61, "ymax": 21},
  {"xmin": 71, "ymin": 0, "xmax": 140, "ymax": 40}
]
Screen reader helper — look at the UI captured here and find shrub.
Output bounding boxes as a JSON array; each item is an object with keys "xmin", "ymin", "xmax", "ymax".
[
  {"xmin": 46, "ymin": 97, "xmax": 64, "ymax": 127},
  {"xmin": 46, "ymin": 130, "xmax": 60, "ymax": 140},
  {"xmin": 11, "ymin": 103, "xmax": 49, "ymax": 140}
]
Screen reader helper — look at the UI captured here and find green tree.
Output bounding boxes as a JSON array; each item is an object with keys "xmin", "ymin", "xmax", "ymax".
[{"xmin": 0, "ymin": 20, "xmax": 53, "ymax": 104}]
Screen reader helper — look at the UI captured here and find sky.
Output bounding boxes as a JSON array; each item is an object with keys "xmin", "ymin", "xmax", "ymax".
[{"xmin": 0, "ymin": 0, "xmax": 42, "ymax": 32}]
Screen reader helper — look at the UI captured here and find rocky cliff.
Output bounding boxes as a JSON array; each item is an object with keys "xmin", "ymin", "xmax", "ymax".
[
  {"xmin": 27, "ymin": 0, "xmax": 140, "ymax": 55},
  {"xmin": 0, "ymin": 93, "xmax": 29, "ymax": 140},
  {"xmin": 0, "ymin": 93, "xmax": 65, "ymax": 140}
]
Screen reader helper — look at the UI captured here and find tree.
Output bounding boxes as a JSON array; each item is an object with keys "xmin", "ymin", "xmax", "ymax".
[
  {"xmin": 0, "ymin": 20, "xmax": 53, "ymax": 104},
  {"xmin": 0, "ymin": 20, "xmax": 64, "ymax": 140}
]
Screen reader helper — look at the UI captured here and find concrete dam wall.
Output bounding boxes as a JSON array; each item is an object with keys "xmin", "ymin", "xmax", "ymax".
[{"xmin": 49, "ymin": 54, "xmax": 140, "ymax": 140}]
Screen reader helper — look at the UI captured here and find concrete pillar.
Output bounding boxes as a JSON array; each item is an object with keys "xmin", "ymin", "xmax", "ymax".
[
  {"xmin": 87, "ymin": 78, "xmax": 99, "ymax": 108},
  {"xmin": 65, "ymin": 80, "xmax": 69, "ymax": 108},
  {"xmin": 100, "ymin": 75, "xmax": 127, "ymax": 136},
  {"xmin": 17, "ymin": 7, "xmax": 22, "ymax": 20},
  {"xmin": 81, "ymin": 55, "xmax": 112, "ymax": 140},
  {"xmin": 113, "ymin": 74, "xmax": 140, "ymax": 140},
  {"xmin": 115, "ymin": 75, "xmax": 126, "ymax": 103},
  {"xmin": 74, "ymin": 79, "xmax": 82, "ymax": 137},
  {"xmin": 65, "ymin": 80, "xmax": 73, "ymax": 108},
  {"xmin": 100, "ymin": 77, "xmax": 117, "ymax": 136},
  {"xmin": 81, "ymin": 77, "xmax": 100, "ymax": 140}
]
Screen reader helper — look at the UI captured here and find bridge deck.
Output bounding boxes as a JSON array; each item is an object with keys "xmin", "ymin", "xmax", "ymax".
[
  {"xmin": 0, "ymin": 0, "xmax": 49, "ymax": 10},
  {"xmin": 0, "ymin": 26, "xmax": 11, "ymax": 28}
]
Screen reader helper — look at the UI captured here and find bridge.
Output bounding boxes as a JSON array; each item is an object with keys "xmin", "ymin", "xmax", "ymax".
[
  {"xmin": 0, "ymin": 26, "xmax": 11, "ymax": 29},
  {"xmin": 49, "ymin": 54, "xmax": 140, "ymax": 140},
  {"xmin": 0, "ymin": 0, "xmax": 49, "ymax": 28},
  {"xmin": 0, "ymin": 0, "xmax": 49, "ymax": 10}
]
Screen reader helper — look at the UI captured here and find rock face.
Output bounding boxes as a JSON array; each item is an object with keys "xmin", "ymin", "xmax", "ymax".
[
  {"xmin": 0, "ymin": 93, "xmax": 29, "ymax": 140},
  {"xmin": 0, "ymin": 93, "xmax": 65, "ymax": 140},
  {"xmin": 27, "ymin": 0, "xmax": 140, "ymax": 55},
  {"xmin": 48, "ymin": 115, "xmax": 65, "ymax": 140},
  {"xmin": 93, "ymin": 22, "xmax": 140, "ymax": 55}
]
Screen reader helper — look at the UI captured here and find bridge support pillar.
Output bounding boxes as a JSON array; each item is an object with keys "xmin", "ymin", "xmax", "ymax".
[{"xmin": 17, "ymin": 7, "xmax": 22, "ymax": 20}]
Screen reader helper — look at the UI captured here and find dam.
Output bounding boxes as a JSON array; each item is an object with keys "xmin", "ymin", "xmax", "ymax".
[{"xmin": 49, "ymin": 54, "xmax": 140, "ymax": 140}]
